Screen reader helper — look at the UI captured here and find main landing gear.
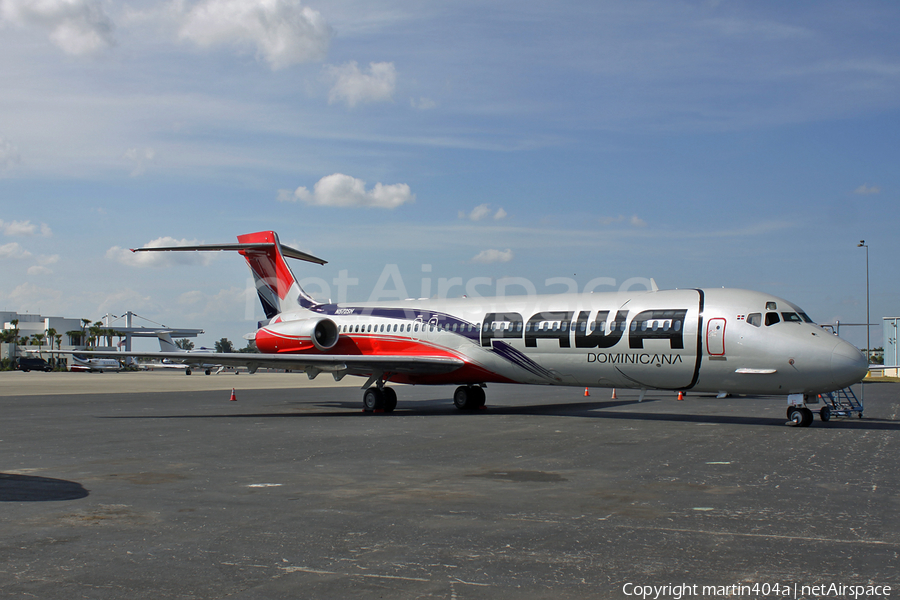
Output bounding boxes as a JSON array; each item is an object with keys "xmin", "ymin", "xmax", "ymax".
[
  {"xmin": 453, "ymin": 385, "xmax": 486, "ymax": 410},
  {"xmin": 362, "ymin": 386, "xmax": 398, "ymax": 412},
  {"xmin": 361, "ymin": 384, "xmax": 487, "ymax": 413}
]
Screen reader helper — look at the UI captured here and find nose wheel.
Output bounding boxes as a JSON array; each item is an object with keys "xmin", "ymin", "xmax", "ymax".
[{"xmin": 786, "ymin": 406, "xmax": 813, "ymax": 427}]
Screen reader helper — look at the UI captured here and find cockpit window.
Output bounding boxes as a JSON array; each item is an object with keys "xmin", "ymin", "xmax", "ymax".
[
  {"xmin": 747, "ymin": 313, "xmax": 761, "ymax": 327},
  {"xmin": 765, "ymin": 312, "xmax": 780, "ymax": 326},
  {"xmin": 799, "ymin": 312, "xmax": 814, "ymax": 324},
  {"xmin": 781, "ymin": 312, "xmax": 803, "ymax": 323}
]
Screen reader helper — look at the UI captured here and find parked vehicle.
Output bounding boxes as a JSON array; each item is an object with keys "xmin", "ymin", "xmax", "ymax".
[{"xmin": 15, "ymin": 357, "xmax": 52, "ymax": 372}]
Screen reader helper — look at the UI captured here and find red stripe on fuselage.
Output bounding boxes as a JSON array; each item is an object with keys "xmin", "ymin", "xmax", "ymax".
[{"xmin": 254, "ymin": 330, "xmax": 517, "ymax": 385}]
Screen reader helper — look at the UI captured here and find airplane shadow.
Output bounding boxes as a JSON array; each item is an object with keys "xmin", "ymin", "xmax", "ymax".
[
  {"xmin": 0, "ymin": 473, "xmax": 90, "ymax": 502},
  {"xmin": 98, "ymin": 397, "xmax": 900, "ymax": 430}
]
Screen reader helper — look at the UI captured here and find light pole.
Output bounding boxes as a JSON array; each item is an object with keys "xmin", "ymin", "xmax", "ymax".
[{"xmin": 857, "ymin": 240, "xmax": 870, "ymax": 365}]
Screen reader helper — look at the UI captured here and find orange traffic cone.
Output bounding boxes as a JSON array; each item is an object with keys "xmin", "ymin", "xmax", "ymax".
[
  {"xmin": 230, "ymin": 388, "xmax": 237, "ymax": 402},
  {"xmin": 677, "ymin": 391, "xmax": 684, "ymax": 401},
  {"xmin": 611, "ymin": 388, "xmax": 617, "ymax": 399},
  {"xmin": 584, "ymin": 387, "xmax": 590, "ymax": 397}
]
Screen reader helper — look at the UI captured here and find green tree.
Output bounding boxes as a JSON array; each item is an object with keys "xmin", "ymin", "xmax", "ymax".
[
  {"xmin": 214, "ymin": 338, "xmax": 234, "ymax": 353},
  {"xmin": 31, "ymin": 333, "xmax": 45, "ymax": 359},
  {"xmin": 237, "ymin": 340, "xmax": 260, "ymax": 353},
  {"xmin": 175, "ymin": 338, "xmax": 195, "ymax": 351}
]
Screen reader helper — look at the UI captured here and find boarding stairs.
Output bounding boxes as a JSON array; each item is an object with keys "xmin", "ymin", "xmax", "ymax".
[{"xmin": 818, "ymin": 387, "xmax": 863, "ymax": 421}]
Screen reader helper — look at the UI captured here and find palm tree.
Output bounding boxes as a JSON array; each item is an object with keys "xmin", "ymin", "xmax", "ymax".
[
  {"xmin": 9, "ymin": 319, "xmax": 20, "ymax": 359},
  {"xmin": 66, "ymin": 329, "xmax": 84, "ymax": 347},
  {"xmin": 31, "ymin": 333, "xmax": 45, "ymax": 359},
  {"xmin": 46, "ymin": 328, "xmax": 57, "ymax": 365}
]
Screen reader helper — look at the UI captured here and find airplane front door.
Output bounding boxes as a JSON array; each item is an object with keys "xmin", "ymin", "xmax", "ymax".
[{"xmin": 707, "ymin": 318, "xmax": 726, "ymax": 356}]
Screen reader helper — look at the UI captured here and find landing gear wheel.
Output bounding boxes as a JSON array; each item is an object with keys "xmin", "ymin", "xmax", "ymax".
[
  {"xmin": 185, "ymin": 368, "xmax": 192, "ymax": 375},
  {"xmin": 787, "ymin": 406, "xmax": 814, "ymax": 427},
  {"xmin": 363, "ymin": 387, "xmax": 385, "ymax": 412},
  {"xmin": 205, "ymin": 369, "xmax": 211, "ymax": 375},
  {"xmin": 472, "ymin": 386, "xmax": 486, "ymax": 408},
  {"xmin": 383, "ymin": 387, "xmax": 397, "ymax": 413},
  {"xmin": 820, "ymin": 405, "xmax": 831, "ymax": 422},
  {"xmin": 454, "ymin": 386, "xmax": 485, "ymax": 410}
]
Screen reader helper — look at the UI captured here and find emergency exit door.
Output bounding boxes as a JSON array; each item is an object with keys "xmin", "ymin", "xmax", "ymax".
[{"xmin": 706, "ymin": 318, "xmax": 726, "ymax": 356}]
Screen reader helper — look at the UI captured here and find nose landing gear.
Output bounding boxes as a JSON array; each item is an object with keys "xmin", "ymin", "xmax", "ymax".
[{"xmin": 786, "ymin": 406, "xmax": 814, "ymax": 427}]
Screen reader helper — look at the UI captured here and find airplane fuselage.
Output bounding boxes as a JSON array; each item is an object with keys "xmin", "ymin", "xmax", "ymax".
[{"xmin": 255, "ymin": 287, "xmax": 865, "ymax": 396}]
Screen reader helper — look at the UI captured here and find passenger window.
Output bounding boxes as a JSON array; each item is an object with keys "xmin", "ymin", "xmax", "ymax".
[
  {"xmin": 765, "ymin": 312, "xmax": 780, "ymax": 326},
  {"xmin": 781, "ymin": 312, "xmax": 802, "ymax": 323},
  {"xmin": 747, "ymin": 313, "xmax": 761, "ymax": 327}
]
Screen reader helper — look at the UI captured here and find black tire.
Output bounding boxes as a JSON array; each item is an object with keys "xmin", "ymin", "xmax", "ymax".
[
  {"xmin": 205, "ymin": 369, "xmax": 211, "ymax": 375},
  {"xmin": 453, "ymin": 386, "xmax": 471, "ymax": 410},
  {"xmin": 788, "ymin": 406, "xmax": 813, "ymax": 427},
  {"xmin": 454, "ymin": 386, "xmax": 484, "ymax": 410},
  {"xmin": 820, "ymin": 406, "xmax": 831, "ymax": 422},
  {"xmin": 472, "ymin": 385, "xmax": 486, "ymax": 408},
  {"xmin": 363, "ymin": 387, "xmax": 385, "ymax": 412},
  {"xmin": 383, "ymin": 387, "xmax": 397, "ymax": 412},
  {"xmin": 185, "ymin": 368, "xmax": 192, "ymax": 375}
]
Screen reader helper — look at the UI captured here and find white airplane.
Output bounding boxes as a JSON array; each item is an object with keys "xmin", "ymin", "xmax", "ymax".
[
  {"xmin": 138, "ymin": 333, "xmax": 224, "ymax": 375},
  {"xmin": 89, "ymin": 230, "xmax": 866, "ymax": 427},
  {"xmin": 69, "ymin": 354, "xmax": 122, "ymax": 373}
]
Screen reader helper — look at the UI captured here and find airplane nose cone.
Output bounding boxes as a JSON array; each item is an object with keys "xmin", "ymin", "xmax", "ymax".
[{"xmin": 831, "ymin": 341, "xmax": 868, "ymax": 388}]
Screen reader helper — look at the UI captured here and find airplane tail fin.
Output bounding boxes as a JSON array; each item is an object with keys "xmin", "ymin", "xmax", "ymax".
[
  {"xmin": 235, "ymin": 231, "xmax": 322, "ymax": 318},
  {"xmin": 157, "ymin": 332, "xmax": 180, "ymax": 353},
  {"xmin": 130, "ymin": 230, "xmax": 327, "ymax": 319}
]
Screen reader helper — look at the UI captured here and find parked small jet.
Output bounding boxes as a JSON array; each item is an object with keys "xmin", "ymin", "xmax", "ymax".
[
  {"xmin": 69, "ymin": 354, "xmax": 122, "ymax": 373},
  {"xmin": 86, "ymin": 231, "xmax": 867, "ymax": 427},
  {"xmin": 140, "ymin": 333, "xmax": 224, "ymax": 375}
]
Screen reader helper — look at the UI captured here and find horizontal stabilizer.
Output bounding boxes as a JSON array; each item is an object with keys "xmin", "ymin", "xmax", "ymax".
[{"xmin": 130, "ymin": 242, "xmax": 327, "ymax": 265}]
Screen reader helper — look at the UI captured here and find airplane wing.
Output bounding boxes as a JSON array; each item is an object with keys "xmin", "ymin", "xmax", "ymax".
[{"xmin": 57, "ymin": 350, "xmax": 464, "ymax": 381}]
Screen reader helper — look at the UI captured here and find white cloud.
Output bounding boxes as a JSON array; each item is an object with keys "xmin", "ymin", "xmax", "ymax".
[
  {"xmin": 854, "ymin": 184, "xmax": 881, "ymax": 195},
  {"xmin": 599, "ymin": 214, "xmax": 647, "ymax": 227},
  {"xmin": 27, "ymin": 253, "xmax": 59, "ymax": 275},
  {"xmin": 279, "ymin": 173, "xmax": 415, "ymax": 209},
  {"xmin": 458, "ymin": 204, "xmax": 507, "ymax": 221},
  {"xmin": 0, "ymin": 136, "xmax": 20, "ymax": 172},
  {"xmin": 472, "ymin": 248, "xmax": 514, "ymax": 264},
  {"xmin": 0, "ymin": 0, "xmax": 115, "ymax": 55},
  {"xmin": 124, "ymin": 147, "xmax": 156, "ymax": 176},
  {"xmin": 177, "ymin": 0, "xmax": 331, "ymax": 69},
  {"xmin": 2, "ymin": 282, "xmax": 65, "ymax": 313},
  {"xmin": 0, "ymin": 220, "xmax": 53, "ymax": 237},
  {"xmin": 106, "ymin": 236, "xmax": 212, "ymax": 267},
  {"xmin": 0, "ymin": 242, "xmax": 32, "ymax": 259},
  {"xmin": 410, "ymin": 96, "xmax": 437, "ymax": 110},
  {"xmin": 325, "ymin": 61, "xmax": 396, "ymax": 107}
]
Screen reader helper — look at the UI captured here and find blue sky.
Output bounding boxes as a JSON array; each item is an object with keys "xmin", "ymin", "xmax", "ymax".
[{"xmin": 0, "ymin": 0, "xmax": 897, "ymax": 351}]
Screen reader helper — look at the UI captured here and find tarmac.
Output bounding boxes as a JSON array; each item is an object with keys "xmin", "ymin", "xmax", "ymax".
[{"xmin": 1, "ymin": 370, "xmax": 898, "ymax": 599}]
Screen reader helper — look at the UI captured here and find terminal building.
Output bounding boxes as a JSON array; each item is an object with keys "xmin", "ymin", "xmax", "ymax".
[{"xmin": 1, "ymin": 310, "xmax": 202, "ymax": 365}]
